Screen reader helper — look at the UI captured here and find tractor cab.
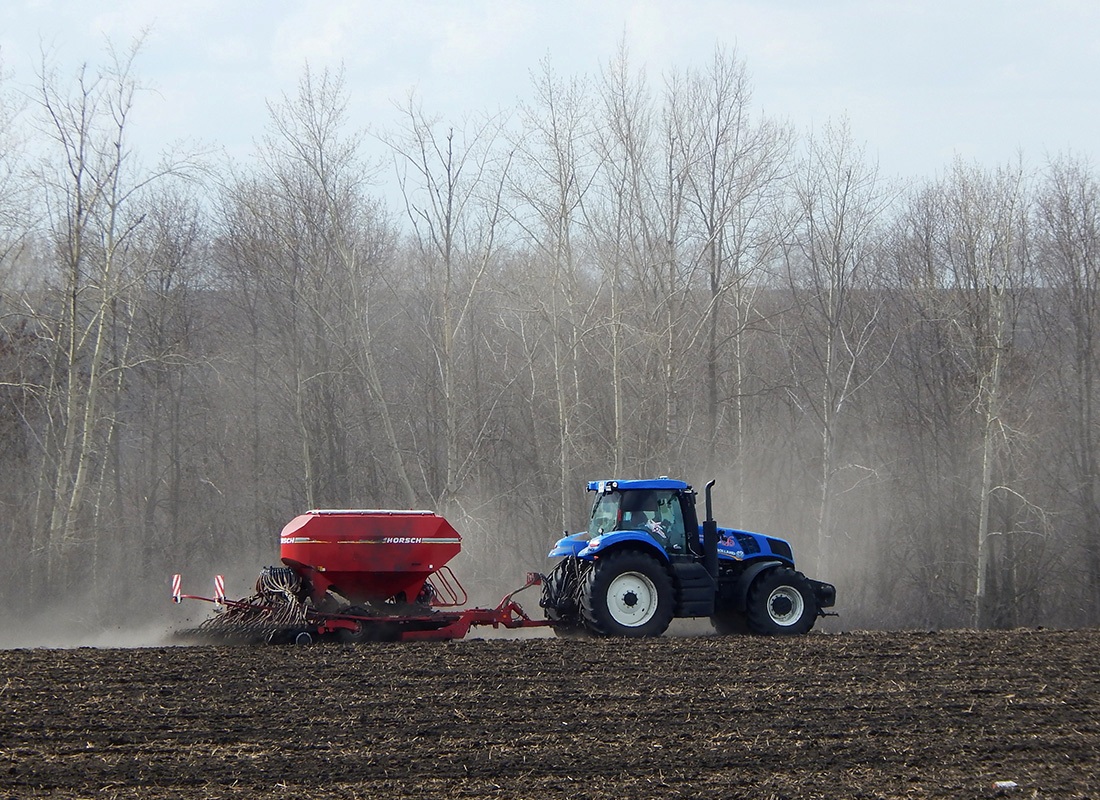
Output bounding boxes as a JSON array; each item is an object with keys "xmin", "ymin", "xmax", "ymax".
[
  {"xmin": 548, "ymin": 478, "xmax": 702, "ymax": 563},
  {"xmin": 586, "ymin": 479, "xmax": 695, "ymax": 555}
]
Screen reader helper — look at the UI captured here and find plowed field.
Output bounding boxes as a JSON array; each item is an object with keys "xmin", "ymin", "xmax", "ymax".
[{"xmin": 2, "ymin": 629, "xmax": 1098, "ymax": 799}]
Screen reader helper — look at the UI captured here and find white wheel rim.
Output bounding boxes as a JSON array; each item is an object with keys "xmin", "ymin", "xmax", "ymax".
[
  {"xmin": 767, "ymin": 585, "xmax": 805, "ymax": 627},
  {"xmin": 607, "ymin": 571, "xmax": 658, "ymax": 627}
]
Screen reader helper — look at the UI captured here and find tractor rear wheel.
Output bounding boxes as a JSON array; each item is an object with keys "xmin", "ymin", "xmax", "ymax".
[
  {"xmin": 745, "ymin": 567, "xmax": 816, "ymax": 635},
  {"xmin": 581, "ymin": 550, "xmax": 674, "ymax": 637}
]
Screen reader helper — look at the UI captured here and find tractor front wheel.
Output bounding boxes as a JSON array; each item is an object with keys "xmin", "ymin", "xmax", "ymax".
[
  {"xmin": 581, "ymin": 550, "xmax": 674, "ymax": 637},
  {"xmin": 745, "ymin": 567, "xmax": 816, "ymax": 635}
]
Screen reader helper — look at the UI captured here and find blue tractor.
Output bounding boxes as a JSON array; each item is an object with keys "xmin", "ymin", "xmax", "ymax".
[{"xmin": 540, "ymin": 478, "xmax": 836, "ymax": 637}]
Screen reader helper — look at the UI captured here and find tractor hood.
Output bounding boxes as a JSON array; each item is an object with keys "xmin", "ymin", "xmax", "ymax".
[{"xmin": 706, "ymin": 527, "xmax": 795, "ymax": 564}]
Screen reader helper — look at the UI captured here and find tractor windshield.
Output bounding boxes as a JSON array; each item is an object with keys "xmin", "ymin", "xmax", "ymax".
[
  {"xmin": 588, "ymin": 492, "xmax": 622, "ymax": 536},
  {"xmin": 587, "ymin": 489, "xmax": 687, "ymax": 550}
]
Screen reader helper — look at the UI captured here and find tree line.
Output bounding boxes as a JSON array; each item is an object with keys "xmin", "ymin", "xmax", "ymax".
[{"xmin": 2, "ymin": 43, "xmax": 1098, "ymax": 631}]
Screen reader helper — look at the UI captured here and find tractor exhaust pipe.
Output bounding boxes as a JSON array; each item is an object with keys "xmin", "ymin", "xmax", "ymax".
[{"xmin": 703, "ymin": 479, "xmax": 718, "ymax": 581}]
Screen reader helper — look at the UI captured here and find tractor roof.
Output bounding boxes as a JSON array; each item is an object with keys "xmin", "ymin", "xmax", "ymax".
[{"xmin": 587, "ymin": 478, "xmax": 691, "ymax": 493}]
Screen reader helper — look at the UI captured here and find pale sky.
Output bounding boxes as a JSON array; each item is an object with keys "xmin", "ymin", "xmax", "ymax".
[{"xmin": 1, "ymin": 0, "xmax": 1097, "ymax": 181}]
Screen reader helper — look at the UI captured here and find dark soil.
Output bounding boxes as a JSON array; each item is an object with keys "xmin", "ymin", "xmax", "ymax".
[{"xmin": 2, "ymin": 629, "xmax": 1098, "ymax": 799}]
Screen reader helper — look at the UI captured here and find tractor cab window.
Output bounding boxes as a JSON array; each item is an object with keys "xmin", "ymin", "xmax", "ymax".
[
  {"xmin": 587, "ymin": 489, "xmax": 688, "ymax": 552},
  {"xmin": 588, "ymin": 493, "xmax": 620, "ymax": 537},
  {"xmin": 650, "ymin": 491, "xmax": 687, "ymax": 552}
]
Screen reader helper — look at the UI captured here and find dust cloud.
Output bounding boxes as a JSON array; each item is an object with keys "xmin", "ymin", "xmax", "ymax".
[{"xmin": 0, "ymin": 615, "xmax": 181, "ymax": 649}]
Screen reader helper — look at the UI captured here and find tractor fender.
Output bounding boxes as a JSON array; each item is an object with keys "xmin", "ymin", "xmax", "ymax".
[
  {"xmin": 578, "ymin": 531, "xmax": 669, "ymax": 563},
  {"xmin": 731, "ymin": 559, "xmax": 786, "ymax": 611},
  {"xmin": 548, "ymin": 532, "xmax": 590, "ymax": 559}
]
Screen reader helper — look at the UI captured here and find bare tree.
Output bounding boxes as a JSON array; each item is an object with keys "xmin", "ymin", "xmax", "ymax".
[
  {"xmin": 509, "ymin": 57, "xmax": 601, "ymax": 530},
  {"xmin": 382, "ymin": 93, "xmax": 513, "ymax": 512},
  {"xmin": 218, "ymin": 67, "xmax": 408, "ymax": 509},
  {"xmin": 914, "ymin": 158, "xmax": 1034, "ymax": 627},
  {"xmin": 128, "ymin": 185, "xmax": 207, "ymax": 584},
  {"xmin": 27, "ymin": 39, "xmax": 190, "ymax": 598},
  {"xmin": 0, "ymin": 58, "xmax": 37, "ymax": 610},
  {"xmin": 671, "ymin": 47, "xmax": 791, "ymax": 491},
  {"xmin": 0, "ymin": 54, "xmax": 30, "ymax": 269},
  {"xmin": 590, "ymin": 43, "xmax": 658, "ymax": 474},
  {"xmin": 880, "ymin": 181, "xmax": 972, "ymax": 626},
  {"xmin": 1034, "ymin": 154, "xmax": 1100, "ymax": 622},
  {"xmin": 781, "ymin": 118, "xmax": 892, "ymax": 573}
]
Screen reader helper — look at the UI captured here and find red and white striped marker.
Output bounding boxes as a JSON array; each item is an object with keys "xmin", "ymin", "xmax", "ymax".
[
  {"xmin": 171, "ymin": 574, "xmax": 182, "ymax": 603},
  {"xmin": 214, "ymin": 574, "xmax": 226, "ymax": 604}
]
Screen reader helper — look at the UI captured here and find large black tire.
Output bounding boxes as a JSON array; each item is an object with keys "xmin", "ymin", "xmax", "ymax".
[
  {"xmin": 542, "ymin": 560, "xmax": 587, "ymax": 637},
  {"xmin": 580, "ymin": 550, "xmax": 674, "ymax": 638},
  {"xmin": 745, "ymin": 567, "xmax": 817, "ymax": 636},
  {"xmin": 711, "ymin": 607, "xmax": 750, "ymax": 635}
]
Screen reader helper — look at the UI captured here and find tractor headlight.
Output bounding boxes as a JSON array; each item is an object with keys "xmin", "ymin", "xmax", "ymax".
[{"xmin": 588, "ymin": 537, "xmax": 602, "ymax": 550}]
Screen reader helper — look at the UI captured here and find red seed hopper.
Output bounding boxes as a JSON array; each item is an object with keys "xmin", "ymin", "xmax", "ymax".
[
  {"xmin": 280, "ymin": 510, "xmax": 466, "ymax": 607},
  {"xmin": 172, "ymin": 508, "xmax": 549, "ymax": 644}
]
